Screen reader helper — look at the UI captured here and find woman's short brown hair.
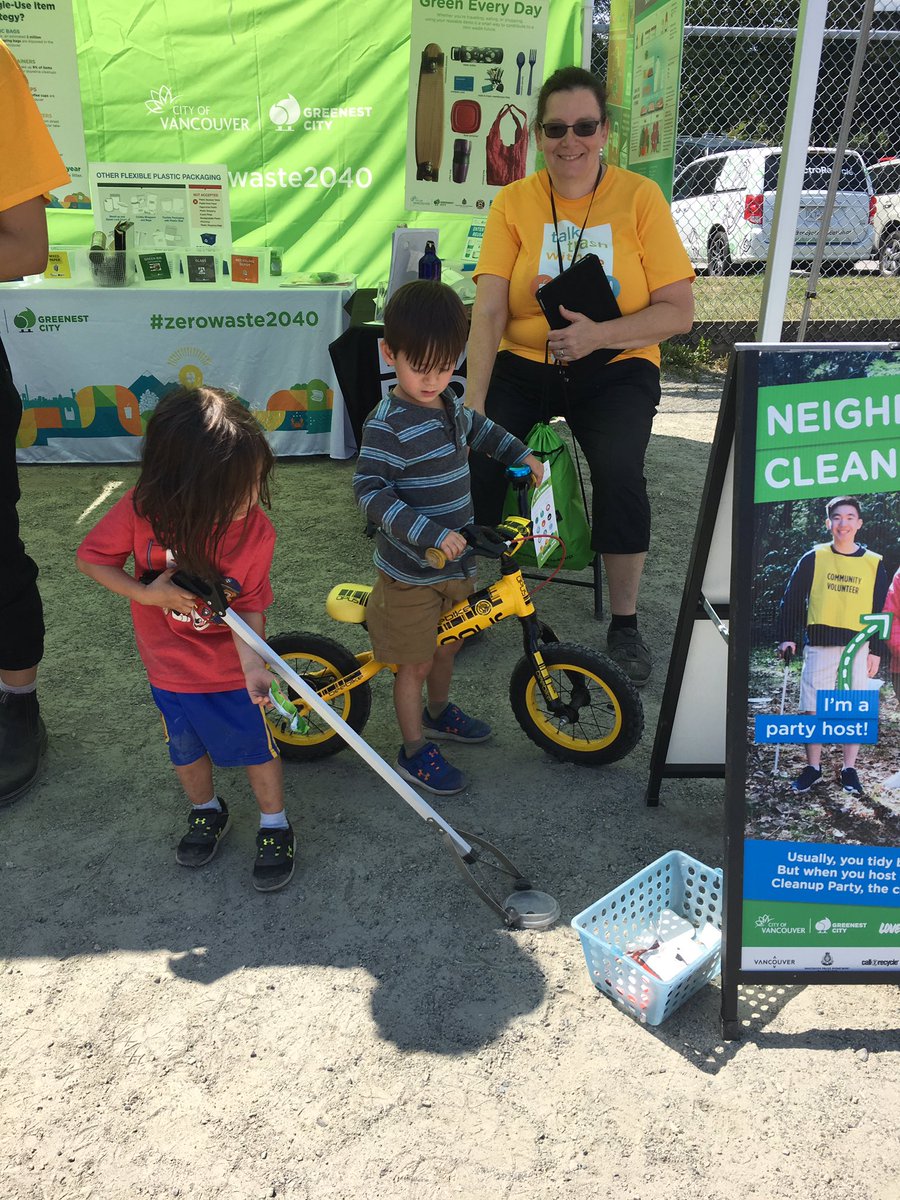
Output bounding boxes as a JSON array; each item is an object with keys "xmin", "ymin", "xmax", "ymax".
[{"xmin": 535, "ymin": 66, "xmax": 608, "ymax": 133}]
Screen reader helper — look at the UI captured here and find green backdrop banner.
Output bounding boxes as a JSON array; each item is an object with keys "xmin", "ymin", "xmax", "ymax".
[{"xmin": 48, "ymin": 0, "xmax": 583, "ymax": 285}]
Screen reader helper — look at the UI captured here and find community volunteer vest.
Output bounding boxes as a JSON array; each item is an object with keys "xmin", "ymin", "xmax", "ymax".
[{"xmin": 806, "ymin": 543, "xmax": 882, "ymax": 631}]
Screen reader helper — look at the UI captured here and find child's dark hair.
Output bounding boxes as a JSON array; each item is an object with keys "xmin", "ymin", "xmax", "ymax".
[
  {"xmin": 826, "ymin": 495, "xmax": 861, "ymax": 518},
  {"xmin": 134, "ymin": 386, "xmax": 275, "ymax": 583},
  {"xmin": 382, "ymin": 281, "xmax": 468, "ymax": 372}
]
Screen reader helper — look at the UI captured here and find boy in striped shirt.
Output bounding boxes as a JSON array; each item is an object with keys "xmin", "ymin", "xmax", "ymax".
[{"xmin": 353, "ymin": 281, "xmax": 542, "ymax": 795}]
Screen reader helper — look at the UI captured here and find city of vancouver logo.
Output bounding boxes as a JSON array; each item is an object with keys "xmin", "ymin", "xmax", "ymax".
[
  {"xmin": 145, "ymin": 85, "xmax": 180, "ymax": 115},
  {"xmin": 269, "ymin": 94, "xmax": 301, "ymax": 131}
]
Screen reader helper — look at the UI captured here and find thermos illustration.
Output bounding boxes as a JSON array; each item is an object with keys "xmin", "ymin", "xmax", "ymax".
[
  {"xmin": 417, "ymin": 240, "xmax": 441, "ymax": 281},
  {"xmin": 452, "ymin": 139, "xmax": 471, "ymax": 184},
  {"xmin": 415, "ymin": 43, "xmax": 445, "ymax": 182},
  {"xmin": 451, "ymin": 46, "xmax": 503, "ymax": 64}
]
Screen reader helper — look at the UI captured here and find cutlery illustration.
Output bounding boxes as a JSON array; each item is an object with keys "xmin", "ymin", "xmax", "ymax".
[
  {"xmin": 527, "ymin": 48, "xmax": 536, "ymax": 95},
  {"xmin": 515, "ymin": 50, "xmax": 525, "ymax": 95}
]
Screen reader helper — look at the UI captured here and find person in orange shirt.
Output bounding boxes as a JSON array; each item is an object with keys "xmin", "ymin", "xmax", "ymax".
[{"xmin": 0, "ymin": 39, "xmax": 70, "ymax": 805}]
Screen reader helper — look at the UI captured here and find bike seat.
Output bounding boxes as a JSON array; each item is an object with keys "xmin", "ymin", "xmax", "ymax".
[{"xmin": 326, "ymin": 583, "xmax": 371, "ymax": 623}]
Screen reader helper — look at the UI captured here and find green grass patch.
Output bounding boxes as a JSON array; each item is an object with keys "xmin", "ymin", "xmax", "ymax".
[{"xmin": 693, "ymin": 272, "xmax": 900, "ymax": 322}]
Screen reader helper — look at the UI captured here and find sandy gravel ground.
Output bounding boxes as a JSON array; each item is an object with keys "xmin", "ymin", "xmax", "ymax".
[{"xmin": 3, "ymin": 369, "xmax": 899, "ymax": 1200}]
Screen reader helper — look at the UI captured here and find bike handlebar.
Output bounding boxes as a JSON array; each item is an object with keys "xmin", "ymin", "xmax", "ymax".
[{"xmin": 425, "ymin": 521, "xmax": 530, "ymax": 569}]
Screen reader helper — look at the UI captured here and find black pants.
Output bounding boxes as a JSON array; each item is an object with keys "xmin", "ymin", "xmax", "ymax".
[
  {"xmin": 0, "ymin": 337, "xmax": 44, "ymax": 671},
  {"xmin": 469, "ymin": 352, "xmax": 660, "ymax": 555}
]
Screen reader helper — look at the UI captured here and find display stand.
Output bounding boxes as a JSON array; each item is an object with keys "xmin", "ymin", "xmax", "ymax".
[{"xmin": 655, "ymin": 343, "xmax": 900, "ymax": 1039}]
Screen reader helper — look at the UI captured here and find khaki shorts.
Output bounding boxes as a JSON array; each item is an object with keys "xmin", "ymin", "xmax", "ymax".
[
  {"xmin": 799, "ymin": 643, "xmax": 871, "ymax": 712},
  {"xmin": 366, "ymin": 571, "xmax": 474, "ymax": 664}
]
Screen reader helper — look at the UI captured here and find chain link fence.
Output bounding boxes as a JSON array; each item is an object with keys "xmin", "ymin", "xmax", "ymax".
[{"xmin": 591, "ymin": 1, "xmax": 900, "ymax": 347}]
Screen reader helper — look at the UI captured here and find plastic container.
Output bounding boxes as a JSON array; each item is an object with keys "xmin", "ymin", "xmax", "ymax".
[
  {"xmin": 571, "ymin": 851, "xmax": 723, "ymax": 1026},
  {"xmin": 89, "ymin": 250, "xmax": 139, "ymax": 288}
]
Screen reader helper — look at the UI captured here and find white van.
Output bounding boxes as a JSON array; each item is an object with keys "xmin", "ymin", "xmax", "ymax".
[{"xmin": 671, "ymin": 147, "xmax": 875, "ymax": 274}]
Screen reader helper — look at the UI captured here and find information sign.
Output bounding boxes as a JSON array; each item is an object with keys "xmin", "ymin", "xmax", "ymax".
[{"xmin": 721, "ymin": 344, "xmax": 900, "ymax": 1035}]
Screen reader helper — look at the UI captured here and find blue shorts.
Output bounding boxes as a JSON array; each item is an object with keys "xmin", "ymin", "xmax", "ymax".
[{"xmin": 151, "ymin": 686, "xmax": 280, "ymax": 768}]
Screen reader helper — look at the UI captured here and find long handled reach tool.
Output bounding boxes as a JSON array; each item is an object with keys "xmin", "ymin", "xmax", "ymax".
[{"xmin": 175, "ymin": 573, "xmax": 560, "ymax": 930}]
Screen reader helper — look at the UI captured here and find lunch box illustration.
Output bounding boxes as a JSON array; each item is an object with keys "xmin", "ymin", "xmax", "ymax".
[{"xmin": 451, "ymin": 99, "xmax": 481, "ymax": 134}]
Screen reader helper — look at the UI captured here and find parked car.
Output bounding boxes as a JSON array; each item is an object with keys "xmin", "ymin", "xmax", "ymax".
[
  {"xmin": 867, "ymin": 157, "xmax": 900, "ymax": 276},
  {"xmin": 673, "ymin": 134, "xmax": 766, "ymax": 178},
  {"xmin": 671, "ymin": 146, "xmax": 875, "ymax": 275}
]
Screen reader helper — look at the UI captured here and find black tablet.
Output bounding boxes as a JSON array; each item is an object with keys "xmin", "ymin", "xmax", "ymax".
[{"xmin": 535, "ymin": 253, "xmax": 621, "ymax": 330}]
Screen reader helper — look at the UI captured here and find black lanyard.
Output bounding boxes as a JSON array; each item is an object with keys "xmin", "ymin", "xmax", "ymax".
[{"xmin": 548, "ymin": 163, "xmax": 604, "ymax": 274}]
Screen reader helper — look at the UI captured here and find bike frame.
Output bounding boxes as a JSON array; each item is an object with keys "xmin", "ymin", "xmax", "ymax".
[{"xmin": 306, "ymin": 541, "xmax": 565, "ymax": 718}]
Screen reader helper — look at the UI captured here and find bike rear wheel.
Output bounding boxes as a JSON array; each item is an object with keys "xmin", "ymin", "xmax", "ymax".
[
  {"xmin": 266, "ymin": 632, "xmax": 372, "ymax": 761},
  {"xmin": 509, "ymin": 641, "xmax": 643, "ymax": 765}
]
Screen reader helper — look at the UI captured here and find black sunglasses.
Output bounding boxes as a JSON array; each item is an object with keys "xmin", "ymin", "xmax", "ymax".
[{"xmin": 539, "ymin": 119, "xmax": 603, "ymax": 139}]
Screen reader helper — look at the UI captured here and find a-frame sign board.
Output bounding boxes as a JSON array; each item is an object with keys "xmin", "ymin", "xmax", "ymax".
[
  {"xmin": 644, "ymin": 355, "xmax": 736, "ymax": 807},
  {"xmin": 650, "ymin": 344, "xmax": 900, "ymax": 1039}
]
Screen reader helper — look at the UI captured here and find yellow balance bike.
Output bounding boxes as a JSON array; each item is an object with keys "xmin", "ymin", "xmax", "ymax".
[{"xmin": 266, "ymin": 468, "xmax": 643, "ymax": 766}]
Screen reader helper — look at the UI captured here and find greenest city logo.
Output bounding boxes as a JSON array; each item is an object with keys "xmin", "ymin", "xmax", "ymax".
[
  {"xmin": 269, "ymin": 95, "xmax": 301, "ymax": 131},
  {"xmin": 14, "ymin": 309, "xmax": 90, "ymax": 334}
]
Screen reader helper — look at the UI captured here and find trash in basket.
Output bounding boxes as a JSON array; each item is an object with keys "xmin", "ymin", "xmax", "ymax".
[{"xmin": 571, "ymin": 850, "xmax": 723, "ymax": 1026}]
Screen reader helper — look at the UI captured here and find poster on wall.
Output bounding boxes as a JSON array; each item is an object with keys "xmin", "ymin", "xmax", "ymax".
[
  {"xmin": 727, "ymin": 345, "xmax": 900, "ymax": 988},
  {"xmin": 63, "ymin": 0, "xmax": 582, "ymax": 284},
  {"xmin": 606, "ymin": 0, "xmax": 684, "ymax": 200},
  {"xmin": 88, "ymin": 164, "xmax": 231, "ymax": 251},
  {"xmin": 404, "ymin": 0, "xmax": 551, "ymax": 215},
  {"xmin": 5, "ymin": 0, "xmax": 90, "ymax": 208}
]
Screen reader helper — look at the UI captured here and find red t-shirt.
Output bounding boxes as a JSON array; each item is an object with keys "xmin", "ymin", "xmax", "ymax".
[{"xmin": 77, "ymin": 489, "xmax": 276, "ymax": 693}]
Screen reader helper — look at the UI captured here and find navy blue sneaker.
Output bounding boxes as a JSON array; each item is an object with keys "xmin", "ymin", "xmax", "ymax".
[
  {"xmin": 396, "ymin": 742, "xmax": 466, "ymax": 795},
  {"xmin": 422, "ymin": 702, "xmax": 492, "ymax": 743},
  {"xmin": 840, "ymin": 767, "xmax": 864, "ymax": 797},
  {"xmin": 792, "ymin": 765, "xmax": 822, "ymax": 794}
]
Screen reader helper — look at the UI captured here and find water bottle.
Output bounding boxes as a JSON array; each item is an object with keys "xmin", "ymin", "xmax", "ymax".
[{"xmin": 417, "ymin": 240, "xmax": 441, "ymax": 282}]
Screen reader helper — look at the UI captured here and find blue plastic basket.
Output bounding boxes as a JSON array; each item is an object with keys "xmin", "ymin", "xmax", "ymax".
[{"xmin": 571, "ymin": 850, "xmax": 724, "ymax": 1026}]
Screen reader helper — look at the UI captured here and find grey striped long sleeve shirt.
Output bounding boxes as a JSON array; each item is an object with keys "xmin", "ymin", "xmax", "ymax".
[{"xmin": 352, "ymin": 388, "xmax": 531, "ymax": 584}]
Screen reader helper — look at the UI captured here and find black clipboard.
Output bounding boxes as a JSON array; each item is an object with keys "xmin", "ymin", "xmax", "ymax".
[
  {"xmin": 535, "ymin": 253, "xmax": 621, "ymax": 329},
  {"xmin": 535, "ymin": 253, "xmax": 623, "ymax": 370}
]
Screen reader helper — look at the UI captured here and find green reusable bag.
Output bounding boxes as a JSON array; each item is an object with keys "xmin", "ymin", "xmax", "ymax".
[{"xmin": 500, "ymin": 421, "xmax": 595, "ymax": 571}]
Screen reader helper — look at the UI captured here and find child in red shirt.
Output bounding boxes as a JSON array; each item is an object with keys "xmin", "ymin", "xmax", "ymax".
[{"xmin": 77, "ymin": 386, "xmax": 294, "ymax": 892}]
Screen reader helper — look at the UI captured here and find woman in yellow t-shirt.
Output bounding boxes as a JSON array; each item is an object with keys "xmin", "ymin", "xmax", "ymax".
[{"xmin": 467, "ymin": 66, "xmax": 694, "ymax": 686}]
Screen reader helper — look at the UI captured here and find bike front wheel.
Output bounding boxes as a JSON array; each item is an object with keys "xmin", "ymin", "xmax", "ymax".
[
  {"xmin": 509, "ymin": 641, "xmax": 643, "ymax": 765},
  {"xmin": 265, "ymin": 632, "xmax": 372, "ymax": 761}
]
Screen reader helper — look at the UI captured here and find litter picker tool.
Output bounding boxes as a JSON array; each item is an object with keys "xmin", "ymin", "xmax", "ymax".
[
  {"xmin": 170, "ymin": 572, "xmax": 560, "ymax": 930},
  {"xmin": 773, "ymin": 647, "xmax": 793, "ymax": 776}
]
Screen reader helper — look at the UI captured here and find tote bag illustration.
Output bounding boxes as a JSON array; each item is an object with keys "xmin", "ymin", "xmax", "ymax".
[
  {"xmin": 486, "ymin": 104, "xmax": 529, "ymax": 187},
  {"xmin": 501, "ymin": 421, "xmax": 595, "ymax": 571}
]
